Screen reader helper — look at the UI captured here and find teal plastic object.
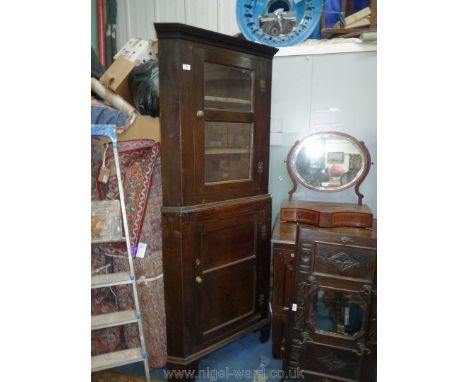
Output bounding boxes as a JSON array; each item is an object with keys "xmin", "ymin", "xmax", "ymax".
[
  {"xmin": 236, "ymin": 0, "xmax": 323, "ymax": 47},
  {"xmin": 91, "ymin": 124, "xmax": 117, "ymax": 142}
]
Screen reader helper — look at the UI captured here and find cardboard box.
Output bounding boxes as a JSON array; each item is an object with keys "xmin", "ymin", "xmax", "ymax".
[
  {"xmin": 100, "ymin": 38, "xmax": 158, "ymax": 105},
  {"xmin": 118, "ymin": 115, "xmax": 160, "ymax": 142},
  {"xmin": 115, "ymin": 38, "xmax": 158, "ymax": 65},
  {"xmin": 100, "ymin": 115, "xmax": 160, "ymax": 147},
  {"xmin": 100, "ymin": 55, "xmax": 135, "ymax": 104}
]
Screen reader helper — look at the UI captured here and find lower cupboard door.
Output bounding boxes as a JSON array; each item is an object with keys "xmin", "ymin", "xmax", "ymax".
[
  {"xmin": 299, "ymin": 342, "xmax": 365, "ymax": 382},
  {"xmin": 192, "ymin": 208, "xmax": 268, "ymax": 349}
]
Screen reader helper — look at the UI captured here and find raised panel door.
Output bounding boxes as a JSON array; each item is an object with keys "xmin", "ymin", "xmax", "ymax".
[{"xmin": 192, "ymin": 207, "xmax": 268, "ymax": 349}]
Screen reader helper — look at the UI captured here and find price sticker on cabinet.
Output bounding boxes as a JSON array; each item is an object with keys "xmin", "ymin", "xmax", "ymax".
[
  {"xmin": 182, "ymin": 64, "xmax": 191, "ymax": 71},
  {"xmin": 291, "ymin": 303, "xmax": 297, "ymax": 312}
]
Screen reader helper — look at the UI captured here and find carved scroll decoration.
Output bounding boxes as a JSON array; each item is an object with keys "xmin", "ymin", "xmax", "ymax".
[
  {"xmin": 299, "ymin": 243, "xmax": 313, "ymax": 265},
  {"xmin": 293, "ymin": 281, "xmax": 308, "ymax": 330},
  {"xmin": 316, "ymin": 352, "xmax": 347, "ymax": 371},
  {"xmin": 305, "ymin": 275, "xmax": 319, "ymax": 332}
]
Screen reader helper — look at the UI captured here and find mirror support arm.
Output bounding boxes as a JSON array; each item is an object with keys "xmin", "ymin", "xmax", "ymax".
[
  {"xmin": 355, "ymin": 140, "xmax": 372, "ymax": 205},
  {"xmin": 286, "ymin": 143, "xmax": 299, "ymax": 200}
]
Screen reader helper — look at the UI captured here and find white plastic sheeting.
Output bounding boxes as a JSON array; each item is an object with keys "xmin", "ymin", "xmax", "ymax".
[{"xmin": 115, "ymin": 0, "xmax": 240, "ymax": 50}]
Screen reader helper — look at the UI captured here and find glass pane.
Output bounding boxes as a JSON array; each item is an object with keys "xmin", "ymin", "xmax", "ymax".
[
  {"xmin": 315, "ymin": 288, "xmax": 366, "ymax": 336},
  {"xmin": 204, "ymin": 63, "xmax": 253, "ymax": 112},
  {"xmin": 204, "ymin": 122, "xmax": 253, "ymax": 183}
]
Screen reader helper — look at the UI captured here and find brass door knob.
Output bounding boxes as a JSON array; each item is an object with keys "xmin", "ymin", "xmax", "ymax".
[
  {"xmin": 196, "ymin": 110, "xmax": 204, "ymax": 118},
  {"xmin": 195, "ymin": 276, "xmax": 203, "ymax": 284}
]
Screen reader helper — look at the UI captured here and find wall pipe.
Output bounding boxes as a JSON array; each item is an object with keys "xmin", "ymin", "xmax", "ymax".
[{"xmin": 97, "ymin": 0, "xmax": 106, "ymax": 68}]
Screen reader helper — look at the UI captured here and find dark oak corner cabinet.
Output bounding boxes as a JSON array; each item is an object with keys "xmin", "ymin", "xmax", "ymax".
[{"xmin": 155, "ymin": 23, "xmax": 277, "ymax": 375}]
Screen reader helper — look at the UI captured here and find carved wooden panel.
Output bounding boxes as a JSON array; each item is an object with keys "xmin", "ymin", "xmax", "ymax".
[
  {"xmin": 287, "ymin": 339, "xmax": 303, "ymax": 371},
  {"xmin": 302, "ymin": 342, "xmax": 361, "ymax": 381},
  {"xmin": 314, "ymin": 243, "xmax": 375, "ymax": 282}
]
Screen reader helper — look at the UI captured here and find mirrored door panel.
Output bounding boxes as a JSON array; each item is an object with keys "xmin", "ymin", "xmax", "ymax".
[{"xmin": 315, "ymin": 288, "xmax": 366, "ymax": 337}]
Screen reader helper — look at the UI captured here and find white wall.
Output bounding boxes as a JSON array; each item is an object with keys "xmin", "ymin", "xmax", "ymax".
[
  {"xmin": 268, "ymin": 51, "xmax": 377, "ymax": 221},
  {"xmin": 115, "ymin": 0, "xmax": 240, "ymax": 49}
]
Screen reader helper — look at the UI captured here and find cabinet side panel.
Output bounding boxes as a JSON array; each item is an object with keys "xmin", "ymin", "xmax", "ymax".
[
  {"xmin": 158, "ymin": 38, "xmax": 183, "ymax": 206},
  {"xmin": 161, "ymin": 213, "xmax": 186, "ymax": 357},
  {"xmin": 258, "ymin": 196, "xmax": 272, "ymax": 320},
  {"xmin": 271, "ymin": 245, "xmax": 295, "ymax": 359},
  {"xmin": 258, "ymin": 58, "xmax": 273, "ymax": 194}
]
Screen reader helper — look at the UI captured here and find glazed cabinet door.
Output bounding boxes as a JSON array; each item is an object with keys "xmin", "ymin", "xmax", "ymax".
[
  {"xmin": 191, "ymin": 206, "xmax": 270, "ymax": 350},
  {"xmin": 285, "ymin": 226, "xmax": 377, "ymax": 382},
  {"xmin": 190, "ymin": 46, "xmax": 270, "ymax": 203}
]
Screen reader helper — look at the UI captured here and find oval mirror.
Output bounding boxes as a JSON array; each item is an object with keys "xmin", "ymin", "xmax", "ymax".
[{"xmin": 286, "ymin": 132, "xmax": 371, "ymax": 204}]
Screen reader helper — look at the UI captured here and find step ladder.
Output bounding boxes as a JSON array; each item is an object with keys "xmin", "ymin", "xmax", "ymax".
[{"xmin": 91, "ymin": 124, "xmax": 151, "ymax": 382}]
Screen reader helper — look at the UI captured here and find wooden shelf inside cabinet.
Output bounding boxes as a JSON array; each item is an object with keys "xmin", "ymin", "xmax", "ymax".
[
  {"xmin": 205, "ymin": 96, "xmax": 251, "ymax": 105},
  {"xmin": 205, "ymin": 148, "xmax": 251, "ymax": 155}
]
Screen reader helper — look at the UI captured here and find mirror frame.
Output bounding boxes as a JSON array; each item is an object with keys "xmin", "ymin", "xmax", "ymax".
[{"xmin": 286, "ymin": 131, "xmax": 371, "ymax": 205}]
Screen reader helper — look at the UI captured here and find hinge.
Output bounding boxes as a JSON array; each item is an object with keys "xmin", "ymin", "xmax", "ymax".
[
  {"xmin": 197, "ymin": 223, "xmax": 203, "ymax": 233},
  {"xmin": 352, "ymin": 341, "xmax": 372, "ymax": 356},
  {"xmin": 261, "ymin": 224, "xmax": 267, "ymax": 239},
  {"xmin": 257, "ymin": 161, "xmax": 264, "ymax": 174},
  {"xmin": 258, "ymin": 293, "xmax": 265, "ymax": 306},
  {"xmin": 260, "ymin": 79, "xmax": 266, "ymax": 93}
]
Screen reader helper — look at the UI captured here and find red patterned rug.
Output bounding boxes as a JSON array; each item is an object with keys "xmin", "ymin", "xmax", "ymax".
[
  {"xmin": 97, "ymin": 140, "xmax": 158, "ymax": 256},
  {"xmin": 91, "ymin": 140, "xmax": 166, "ymax": 368}
]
